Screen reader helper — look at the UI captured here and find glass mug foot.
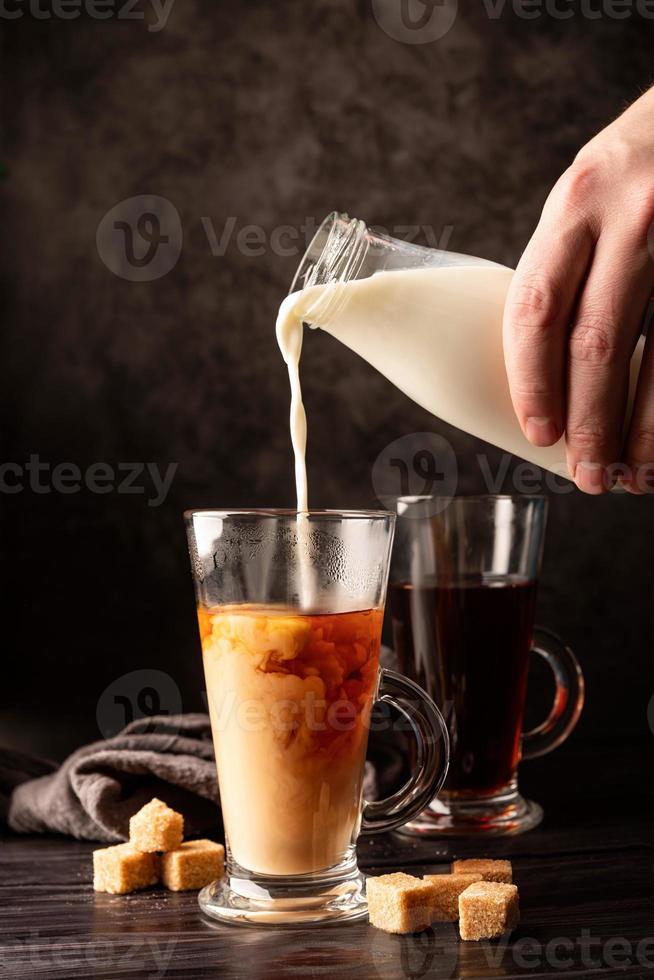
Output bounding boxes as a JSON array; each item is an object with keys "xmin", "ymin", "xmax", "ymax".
[
  {"xmin": 398, "ymin": 785, "xmax": 543, "ymax": 838},
  {"xmin": 198, "ymin": 854, "xmax": 368, "ymax": 926}
]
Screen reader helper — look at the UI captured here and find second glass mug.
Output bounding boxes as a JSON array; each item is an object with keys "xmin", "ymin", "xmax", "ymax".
[
  {"xmin": 185, "ymin": 509, "xmax": 449, "ymax": 925},
  {"xmin": 389, "ymin": 494, "xmax": 585, "ymax": 836}
]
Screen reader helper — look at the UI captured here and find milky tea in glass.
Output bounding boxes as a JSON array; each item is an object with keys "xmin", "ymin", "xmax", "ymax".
[{"xmin": 186, "ymin": 509, "xmax": 449, "ymax": 924}]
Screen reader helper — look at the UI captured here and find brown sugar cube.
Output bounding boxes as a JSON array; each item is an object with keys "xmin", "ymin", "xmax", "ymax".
[
  {"xmin": 367, "ymin": 872, "xmax": 439, "ymax": 934},
  {"xmin": 160, "ymin": 839, "xmax": 225, "ymax": 892},
  {"xmin": 129, "ymin": 798, "xmax": 184, "ymax": 853},
  {"xmin": 422, "ymin": 873, "xmax": 483, "ymax": 920},
  {"xmin": 451, "ymin": 859, "xmax": 512, "ymax": 883},
  {"xmin": 459, "ymin": 882, "xmax": 519, "ymax": 941},
  {"xmin": 93, "ymin": 843, "xmax": 159, "ymax": 894}
]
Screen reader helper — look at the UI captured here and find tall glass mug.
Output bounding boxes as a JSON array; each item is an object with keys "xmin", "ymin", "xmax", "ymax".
[
  {"xmin": 185, "ymin": 509, "xmax": 449, "ymax": 925},
  {"xmin": 390, "ymin": 495, "xmax": 584, "ymax": 836}
]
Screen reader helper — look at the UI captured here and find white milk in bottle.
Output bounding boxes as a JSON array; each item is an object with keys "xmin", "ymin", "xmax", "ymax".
[{"xmin": 277, "ymin": 213, "xmax": 645, "ymax": 506}]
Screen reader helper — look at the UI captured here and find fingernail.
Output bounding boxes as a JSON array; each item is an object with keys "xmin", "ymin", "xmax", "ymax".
[
  {"xmin": 525, "ymin": 416, "xmax": 559, "ymax": 447},
  {"xmin": 574, "ymin": 461, "xmax": 609, "ymax": 495}
]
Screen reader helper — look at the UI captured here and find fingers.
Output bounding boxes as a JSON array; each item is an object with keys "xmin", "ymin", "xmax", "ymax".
[
  {"xmin": 503, "ymin": 180, "xmax": 594, "ymax": 448},
  {"xmin": 622, "ymin": 303, "xmax": 654, "ymax": 493},
  {"xmin": 565, "ymin": 236, "xmax": 653, "ymax": 493},
  {"xmin": 505, "ymin": 161, "xmax": 653, "ymax": 494}
]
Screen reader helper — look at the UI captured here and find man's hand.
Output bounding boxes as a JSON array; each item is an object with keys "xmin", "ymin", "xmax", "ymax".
[{"xmin": 503, "ymin": 86, "xmax": 654, "ymax": 494}]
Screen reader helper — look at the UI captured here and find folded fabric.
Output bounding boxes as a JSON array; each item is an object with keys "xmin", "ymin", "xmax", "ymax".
[
  {"xmin": 7, "ymin": 714, "xmax": 220, "ymax": 842},
  {"xmin": 4, "ymin": 713, "xmax": 395, "ymax": 843}
]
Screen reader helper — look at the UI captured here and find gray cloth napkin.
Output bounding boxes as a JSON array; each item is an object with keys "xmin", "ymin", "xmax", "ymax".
[
  {"xmin": 3, "ymin": 713, "xmax": 387, "ymax": 843},
  {"xmin": 6, "ymin": 714, "xmax": 220, "ymax": 842}
]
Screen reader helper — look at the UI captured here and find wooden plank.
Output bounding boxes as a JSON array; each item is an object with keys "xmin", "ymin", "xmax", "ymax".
[{"xmin": 1, "ymin": 832, "xmax": 653, "ymax": 980}]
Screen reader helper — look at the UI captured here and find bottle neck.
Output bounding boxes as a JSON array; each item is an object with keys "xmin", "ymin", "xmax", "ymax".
[
  {"xmin": 288, "ymin": 210, "xmax": 497, "ymax": 328},
  {"xmin": 290, "ymin": 213, "xmax": 369, "ymax": 294},
  {"xmin": 286, "ymin": 213, "xmax": 367, "ymax": 328}
]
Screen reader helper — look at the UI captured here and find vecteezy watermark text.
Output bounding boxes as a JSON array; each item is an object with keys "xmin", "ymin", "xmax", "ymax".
[
  {"xmin": 483, "ymin": 0, "xmax": 654, "ymax": 18},
  {"xmin": 369, "ymin": 925, "xmax": 654, "ymax": 979},
  {"xmin": 371, "ymin": 0, "xmax": 654, "ymax": 48},
  {"xmin": 96, "ymin": 195, "xmax": 455, "ymax": 281},
  {"xmin": 202, "ymin": 216, "xmax": 453, "ymax": 259},
  {"xmin": 0, "ymin": 0, "xmax": 175, "ymax": 31},
  {"xmin": 0, "ymin": 932, "xmax": 177, "ymax": 978},
  {"xmin": 202, "ymin": 687, "xmax": 451, "ymax": 740},
  {"xmin": 372, "ymin": 431, "xmax": 654, "ymax": 509},
  {"xmin": 0, "ymin": 455, "xmax": 177, "ymax": 506}
]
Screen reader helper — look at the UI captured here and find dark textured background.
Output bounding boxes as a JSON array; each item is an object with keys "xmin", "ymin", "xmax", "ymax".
[{"xmin": 1, "ymin": 1, "xmax": 653, "ymax": 786}]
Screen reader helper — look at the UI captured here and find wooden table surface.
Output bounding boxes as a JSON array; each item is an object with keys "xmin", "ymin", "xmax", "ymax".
[{"xmin": 1, "ymin": 746, "xmax": 653, "ymax": 980}]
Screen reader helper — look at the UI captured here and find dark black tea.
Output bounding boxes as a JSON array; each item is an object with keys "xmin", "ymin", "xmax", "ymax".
[{"xmin": 390, "ymin": 577, "xmax": 537, "ymax": 797}]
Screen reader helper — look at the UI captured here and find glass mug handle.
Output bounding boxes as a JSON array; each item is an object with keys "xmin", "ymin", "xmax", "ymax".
[
  {"xmin": 360, "ymin": 668, "xmax": 450, "ymax": 835},
  {"xmin": 522, "ymin": 627, "xmax": 585, "ymax": 760}
]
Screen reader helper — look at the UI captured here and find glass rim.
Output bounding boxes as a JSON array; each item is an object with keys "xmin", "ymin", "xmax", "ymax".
[
  {"xmin": 396, "ymin": 493, "xmax": 547, "ymax": 504},
  {"xmin": 184, "ymin": 507, "xmax": 396, "ymax": 521}
]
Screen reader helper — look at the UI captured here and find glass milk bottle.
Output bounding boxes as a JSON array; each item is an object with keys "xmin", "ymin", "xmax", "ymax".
[{"xmin": 281, "ymin": 212, "xmax": 645, "ymax": 478}]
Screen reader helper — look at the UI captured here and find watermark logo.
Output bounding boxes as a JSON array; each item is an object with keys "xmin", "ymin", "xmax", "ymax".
[
  {"xmin": 369, "ymin": 431, "xmax": 654, "ymax": 503},
  {"xmin": 371, "ymin": 0, "xmax": 459, "ymax": 43},
  {"xmin": 96, "ymin": 669, "xmax": 182, "ymax": 738},
  {"xmin": 96, "ymin": 195, "xmax": 182, "ymax": 282},
  {"xmin": 372, "ymin": 432, "xmax": 458, "ymax": 516},
  {"xmin": 370, "ymin": 922, "xmax": 459, "ymax": 979}
]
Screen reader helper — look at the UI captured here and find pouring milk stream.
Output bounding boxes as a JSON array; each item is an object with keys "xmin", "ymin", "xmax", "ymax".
[{"xmin": 277, "ymin": 213, "xmax": 645, "ymax": 516}]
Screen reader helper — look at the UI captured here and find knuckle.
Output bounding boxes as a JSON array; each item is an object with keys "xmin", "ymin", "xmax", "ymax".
[
  {"xmin": 566, "ymin": 420, "xmax": 613, "ymax": 457},
  {"xmin": 627, "ymin": 427, "xmax": 654, "ymax": 465},
  {"xmin": 554, "ymin": 161, "xmax": 600, "ymax": 212},
  {"xmin": 512, "ymin": 380, "xmax": 556, "ymax": 402},
  {"xmin": 508, "ymin": 276, "xmax": 561, "ymax": 339},
  {"xmin": 569, "ymin": 312, "xmax": 620, "ymax": 366}
]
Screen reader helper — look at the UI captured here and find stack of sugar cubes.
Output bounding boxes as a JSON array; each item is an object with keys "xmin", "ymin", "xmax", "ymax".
[
  {"xmin": 367, "ymin": 858, "xmax": 519, "ymax": 941},
  {"xmin": 93, "ymin": 798, "xmax": 224, "ymax": 894}
]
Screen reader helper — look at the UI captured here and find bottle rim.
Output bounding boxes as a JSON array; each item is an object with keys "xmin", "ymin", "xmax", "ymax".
[
  {"xmin": 289, "ymin": 212, "xmax": 368, "ymax": 296},
  {"xmin": 286, "ymin": 212, "xmax": 372, "ymax": 327}
]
